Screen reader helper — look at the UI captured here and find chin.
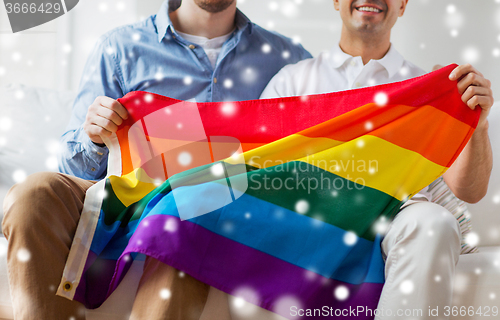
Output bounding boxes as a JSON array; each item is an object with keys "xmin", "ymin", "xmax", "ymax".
[{"xmin": 194, "ymin": 0, "xmax": 235, "ymax": 13}]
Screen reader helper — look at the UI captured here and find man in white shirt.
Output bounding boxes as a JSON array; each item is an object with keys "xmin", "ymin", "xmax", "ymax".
[{"xmin": 261, "ymin": 0, "xmax": 494, "ymax": 319}]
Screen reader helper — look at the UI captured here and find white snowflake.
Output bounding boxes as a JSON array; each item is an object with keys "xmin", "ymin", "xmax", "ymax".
[
  {"xmin": 356, "ymin": 139, "xmax": 365, "ymax": 148},
  {"xmin": 0, "ymin": 117, "xmax": 12, "ymax": 131},
  {"xmin": 295, "ymin": 200, "xmax": 309, "ymax": 214},
  {"xmin": 98, "ymin": 3, "xmax": 108, "ymax": 12},
  {"xmin": 304, "ymin": 269, "xmax": 317, "ymax": 281},
  {"xmin": 14, "ymin": 89, "xmax": 24, "ymax": 100},
  {"xmin": 273, "ymin": 295, "xmax": 303, "ymax": 316},
  {"xmin": 177, "ymin": 151, "xmax": 192, "ymax": 166},
  {"xmin": 364, "ymin": 121, "xmax": 374, "ymax": 131},
  {"xmin": 223, "ymin": 79, "xmax": 233, "ymax": 89},
  {"xmin": 164, "ymin": 219, "xmax": 178, "ymax": 232},
  {"xmin": 183, "ymin": 76, "xmax": 193, "ymax": 85},
  {"xmin": 105, "ymin": 46, "xmax": 115, "ymax": 55},
  {"xmin": 343, "ymin": 231, "xmax": 358, "ymax": 246},
  {"xmin": 399, "ymin": 280, "xmax": 414, "ymax": 295},
  {"xmin": 292, "ymin": 35, "xmax": 301, "ymax": 45},
  {"xmin": 132, "ymin": 33, "xmax": 141, "ymax": 42},
  {"xmin": 462, "ymin": 47, "xmax": 480, "ymax": 64},
  {"xmin": 231, "ymin": 287, "xmax": 260, "ymax": 317},
  {"xmin": 222, "ymin": 221, "xmax": 234, "ymax": 233},
  {"xmin": 241, "ymin": 67, "xmax": 258, "ymax": 84},
  {"xmin": 11, "ymin": 52, "xmax": 21, "ymax": 62},
  {"xmin": 12, "ymin": 170, "xmax": 27, "ymax": 183},
  {"xmin": 159, "ymin": 288, "xmax": 171, "ymax": 300},
  {"xmin": 211, "ymin": 163, "xmax": 225, "ymax": 176},
  {"xmin": 17, "ymin": 248, "xmax": 31, "ymax": 262},
  {"xmin": 493, "ymin": 195, "xmax": 500, "ymax": 204},
  {"xmin": 374, "ymin": 216, "xmax": 390, "ymax": 234},
  {"xmin": 221, "ymin": 102, "xmax": 236, "ymax": 116},
  {"xmin": 281, "ymin": 1, "xmax": 299, "ymax": 18},
  {"xmin": 445, "ymin": 9, "xmax": 464, "ymax": 29},
  {"xmin": 465, "ymin": 232, "xmax": 479, "ymax": 246},
  {"xmin": 62, "ymin": 44, "xmax": 72, "ymax": 53},
  {"xmin": 45, "ymin": 157, "xmax": 58, "ymax": 170},
  {"xmin": 374, "ymin": 92, "xmax": 388, "ymax": 106},
  {"xmin": 261, "ymin": 43, "xmax": 272, "ymax": 54},
  {"xmin": 116, "ymin": 2, "xmax": 126, "ymax": 11},
  {"xmin": 268, "ymin": 1, "xmax": 279, "ymax": 11},
  {"xmin": 334, "ymin": 285, "xmax": 349, "ymax": 301}
]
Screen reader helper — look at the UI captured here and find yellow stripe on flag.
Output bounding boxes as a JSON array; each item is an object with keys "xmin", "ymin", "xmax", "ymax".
[{"xmin": 109, "ymin": 168, "xmax": 157, "ymax": 207}]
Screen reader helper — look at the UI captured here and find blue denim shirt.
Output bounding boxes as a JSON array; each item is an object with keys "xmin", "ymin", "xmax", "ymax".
[{"xmin": 58, "ymin": 0, "xmax": 311, "ymax": 180}]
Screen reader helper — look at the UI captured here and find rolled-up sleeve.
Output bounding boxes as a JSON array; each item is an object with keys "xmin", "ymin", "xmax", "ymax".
[{"xmin": 58, "ymin": 35, "xmax": 125, "ymax": 180}]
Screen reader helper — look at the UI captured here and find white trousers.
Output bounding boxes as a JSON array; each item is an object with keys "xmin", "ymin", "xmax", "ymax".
[{"xmin": 375, "ymin": 202, "xmax": 461, "ymax": 320}]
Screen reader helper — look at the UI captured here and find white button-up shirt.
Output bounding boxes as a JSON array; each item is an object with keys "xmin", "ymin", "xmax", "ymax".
[{"xmin": 261, "ymin": 44, "xmax": 431, "ymax": 201}]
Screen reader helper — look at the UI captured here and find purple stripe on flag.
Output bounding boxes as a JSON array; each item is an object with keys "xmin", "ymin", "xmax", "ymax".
[{"xmin": 102, "ymin": 214, "xmax": 383, "ymax": 319}]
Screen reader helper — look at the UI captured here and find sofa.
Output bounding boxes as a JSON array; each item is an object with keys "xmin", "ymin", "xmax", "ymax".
[{"xmin": 0, "ymin": 84, "xmax": 499, "ymax": 319}]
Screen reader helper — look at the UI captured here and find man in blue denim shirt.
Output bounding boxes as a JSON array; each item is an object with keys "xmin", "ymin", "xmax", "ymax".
[
  {"xmin": 2, "ymin": 1, "xmax": 311, "ymax": 319},
  {"xmin": 59, "ymin": 0, "xmax": 310, "ymax": 181}
]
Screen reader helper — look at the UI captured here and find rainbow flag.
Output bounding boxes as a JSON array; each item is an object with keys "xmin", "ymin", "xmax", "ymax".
[{"xmin": 57, "ymin": 64, "xmax": 479, "ymax": 319}]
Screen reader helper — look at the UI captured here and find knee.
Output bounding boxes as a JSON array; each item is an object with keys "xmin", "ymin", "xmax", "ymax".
[
  {"xmin": 401, "ymin": 202, "xmax": 460, "ymax": 240},
  {"xmin": 2, "ymin": 172, "xmax": 67, "ymax": 238}
]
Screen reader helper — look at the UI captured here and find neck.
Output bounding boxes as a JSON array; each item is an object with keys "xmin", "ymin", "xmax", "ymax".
[
  {"xmin": 169, "ymin": 1, "xmax": 237, "ymax": 39},
  {"xmin": 338, "ymin": 26, "xmax": 391, "ymax": 65}
]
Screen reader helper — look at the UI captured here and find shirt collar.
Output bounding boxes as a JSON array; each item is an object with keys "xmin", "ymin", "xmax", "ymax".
[
  {"xmin": 376, "ymin": 44, "xmax": 405, "ymax": 78},
  {"xmin": 329, "ymin": 43, "xmax": 405, "ymax": 78},
  {"xmin": 155, "ymin": 0, "xmax": 252, "ymax": 43}
]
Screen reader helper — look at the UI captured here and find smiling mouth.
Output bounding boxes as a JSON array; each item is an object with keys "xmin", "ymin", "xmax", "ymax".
[{"xmin": 355, "ymin": 6, "xmax": 383, "ymax": 13}]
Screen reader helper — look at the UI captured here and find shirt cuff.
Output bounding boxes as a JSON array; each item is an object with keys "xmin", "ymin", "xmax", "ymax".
[{"xmin": 81, "ymin": 133, "xmax": 109, "ymax": 164}]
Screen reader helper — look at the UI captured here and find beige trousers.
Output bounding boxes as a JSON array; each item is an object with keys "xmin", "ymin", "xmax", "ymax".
[{"xmin": 2, "ymin": 172, "xmax": 210, "ymax": 320}]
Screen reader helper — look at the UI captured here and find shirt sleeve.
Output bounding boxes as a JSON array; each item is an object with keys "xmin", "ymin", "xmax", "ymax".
[{"xmin": 58, "ymin": 35, "xmax": 125, "ymax": 180}]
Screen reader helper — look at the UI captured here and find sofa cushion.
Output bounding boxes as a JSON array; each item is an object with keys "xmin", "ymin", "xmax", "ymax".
[
  {"xmin": 467, "ymin": 104, "xmax": 500, "ymax": 246},
  {"xmin": 0, "ymin": 84, "xmax": 75, "ymax": 228}
]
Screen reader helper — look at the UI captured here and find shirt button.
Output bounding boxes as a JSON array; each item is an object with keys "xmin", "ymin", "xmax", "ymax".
[
  {"xmin": 91, "ymin": 168, "xmax": 96, "ymax": 172},
  {"xmin": 188, "ymin": 44, "xmax": 195, "ymax": 49},
  {"xmin": 350, "ymin": 60, "xmax": 356, "ymax": 66},
  {"xmin": 355, "ymin": 82, "xmax": 362, "ymax": 87},
  {"xmin": 97, "ymin": 152, "xmax": 103, "ymax": 156},
  {"xmin": 213, "ymin": 77, "xmax": 218, "ymax": 84}
]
